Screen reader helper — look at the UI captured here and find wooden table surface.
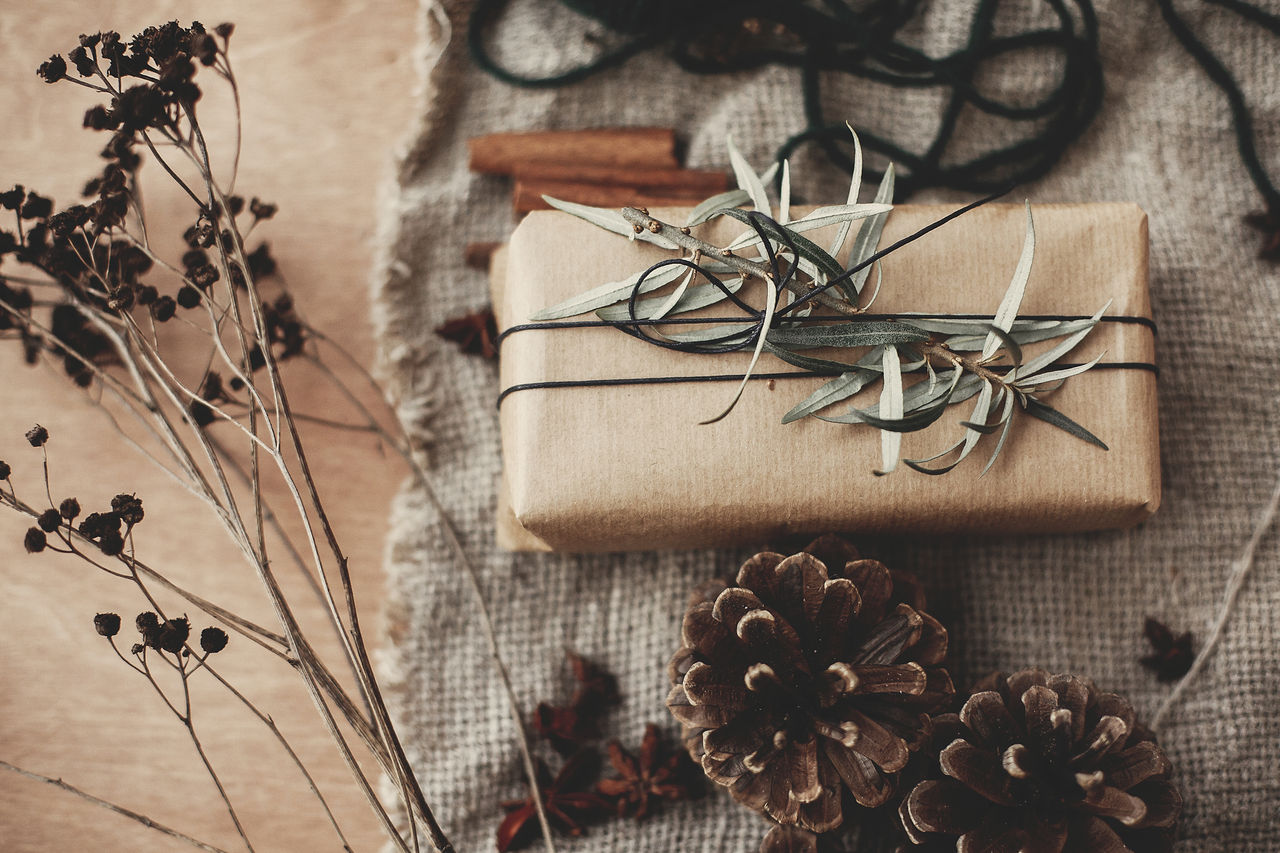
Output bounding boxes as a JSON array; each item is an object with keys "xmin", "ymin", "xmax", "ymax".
[{"xmin": 0, "ymin": 2, "xmax": 420, "ymax": 850}]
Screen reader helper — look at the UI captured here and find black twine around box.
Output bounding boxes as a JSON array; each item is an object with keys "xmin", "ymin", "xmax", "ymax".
[{"xmin": 495, "ymin": 201, "xmax": 1157, "ymax": 407}]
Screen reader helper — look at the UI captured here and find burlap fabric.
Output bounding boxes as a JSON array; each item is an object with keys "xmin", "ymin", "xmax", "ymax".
[{"xmin": 372, "ymin": 1, "xmax": 1280, "ymax": 849}]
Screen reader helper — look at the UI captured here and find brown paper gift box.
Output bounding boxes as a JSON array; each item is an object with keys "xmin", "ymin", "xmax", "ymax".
[{"xmin": 491, "ymin": 203, "xmax": 1159, "ymax": 552}]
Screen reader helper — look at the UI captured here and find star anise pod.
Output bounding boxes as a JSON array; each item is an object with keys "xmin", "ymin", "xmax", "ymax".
[
  {"xmin": 1244, "ymin": 206, "xmax": 1280, "ymax": 261},
  {"xmin": 1140, "ymin": 617, "xmax": 1194, "ymax": 682},
  {"xmin": 532, "ymin": 650, "xmax": 621, "ymax": 754},
  {"xmin": 597, "ymin": 723, "xmax": 699, "ymax": 819},
  {"xmin": 435, "ymin": 307, "xmax": 498, "ymax": 359},
  {"xmin": 496, "ymin": 753, "xmax": 610, "ymax": 852}
]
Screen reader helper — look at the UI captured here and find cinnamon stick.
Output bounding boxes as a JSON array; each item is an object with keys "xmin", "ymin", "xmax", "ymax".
[
  {"xmin": 469, "ymin": 128, "xmax": 679, "ymax": 175},
  {"xmin": 513, "ymin": 164, "xmax": 727, "ymax": 195},
  {"xmin": 514, "ymin": 180, "xmax": 708, "ymax": 215}
]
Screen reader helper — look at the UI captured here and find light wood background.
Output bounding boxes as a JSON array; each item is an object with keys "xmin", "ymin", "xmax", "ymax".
[{"xmin": 0, "ymin": 2, "xmax": 421, "ymax": 850}]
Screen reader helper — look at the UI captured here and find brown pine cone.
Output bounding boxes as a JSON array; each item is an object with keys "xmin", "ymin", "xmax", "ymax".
[
  {"xmin": 667, "ymin": 536, "xmax": 953, "ymax": 833},
  {"xmin": 898, "ymin": 669, "xmax": 1182, "ymax": 852}
]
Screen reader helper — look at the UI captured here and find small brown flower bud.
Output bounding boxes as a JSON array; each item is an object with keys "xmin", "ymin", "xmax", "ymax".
[
  {"xmin": 19, "ymin": 193, "xmax": 52, "ymax": 220},
  {"xmin": 59, "ymin": 497, "xmax": 80, "ymax": 520},
  {"xmin": 152, "ymin": 295, "xmax": 176, "ymax": 322},
  {"xmin": 94, "ymin": 613, "xmax": 121, "ymax": 637},
  {"xmin": 157, "ymin": 617, "xmax": 190, "ymax": 654},
  {"xmin": 98, "ymin": 530, "xmax": 124, "ymax": 556},
  {"xmin": 37, "ymin": 55, "xmax": 67, "ymax": 84},
  {"xmin": 249, "ymin": 198, "xmax": 276, "ymax": 221},
  {"xmin": 215, "ymin": 22, "xmax": 235, "ymax": 39},
  {"xmin": 647, "ymin": 220, "xmax": 661, "ymax": 233},
  {"xmin": 680, "ymin": 226, "xmax": 692, "ymax": 235},
  {"xmin": 24, "ymin": 527, "xmax": 46, "ymax": 553},
  {"xmin": 38, "ymin": 509, "xmax": 61, "ymax": 532},
  {"xmin": 25, "ymin": 425, "xmax": 48, "ymax": 447},
  {"xmin": 0, "ymin": 461, "xmax": 10, "ymax": 480},
  {"xmin": 111, "ymin": 494, "xmax": 144, "ymax": 527},
  {"xmin": 177, "ymin": 286, "xmax": 201, "ymax": 309},
  {"xmin": 130, "ymin": 643, "xmax": 144, "ymax": 655},
  {"xmin": 631, "ymin": 224, "xmax": 644, "ymax": 234},
  {"xmin": 200, "ymin": 627, "xmax": 229, "ymax": 654}
]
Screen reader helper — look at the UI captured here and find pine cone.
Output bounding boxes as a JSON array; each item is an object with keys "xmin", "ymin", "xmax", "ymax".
[
  {"xmin": 667, "ymin": 536, "xmax": 953, "ymax": 833},
  {"xmin": 898, "ymin": 669, "xmax": 1182, "ymax": 852}
]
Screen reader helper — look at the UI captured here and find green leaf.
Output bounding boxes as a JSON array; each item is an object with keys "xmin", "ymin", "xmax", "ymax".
[
  {"xmin": 1023, "ymin": 398, "xmax": 1109, "ymax": 449},
  {"xmin": 982, "ymin": 201, "xmax": 1035, "ymax": 360},
  {"xmin": 543, "ymin": 196, "xmax": 677, "ymax": 250},
  {"xmin": 780, "ymin": 370, "xmax": 875, "ymax": 423},
  {"xmin": 876, "ymin": 345, "xmax": 904, "ymax": 474},
  {"xmin": 766, "ymin": 320, "xmax": 929, "ymax": 349},
  {"xmin": 847, "ymin": 370, "xmax": 960, "ymax": 434},
  {"xmin": 843, "ymin": 162, "xmax": 894, "ymax": 299},
  {"xmin": 594, "ymin": 275, "xmax": 744, "ymax": 322},
  {"xmin": 1014, "ymin": 350, "xmax": 1105, "ymax": 389},
  {"xmin": 699, "ymin": 272, "xmax": 778, "ymax": 425},
  {"xmin": 685, "ymin": 189, "xmax": 752, "ymax": 227},
  {"xmin": 1016, "ymin": 302, "xmax": 1109, "ymax": 378},
  {"xmin": 530, "ymin": 264, "xmax": 685, "ymax": 320},
  {"xmin": 827, "ymin": 125, "xmax": 863, "ymax": 263},
  {"xmin": 727, "ymin": 135, "xmax": 771, "ymax": 219},
  {"xmin": 779, "ymin": 159, "xmax": 792, "ymax": 224},
  {"xmin": 764, "ymin": 341, "xmax": 867, "ymax": 373},
  {"xmin": 662, "ymin": 321, "xmax": 755, "ymax": 344},
  {"xmin": 981, "ymin": 388, "xmax": 1018, "ymax": 476},
  {"xmin": 720, "ymin": 209, "xmax": 846, "ymax": 282}
]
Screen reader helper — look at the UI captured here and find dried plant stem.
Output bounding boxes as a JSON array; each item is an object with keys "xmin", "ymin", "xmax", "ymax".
[
  {"xmin": 199, "ymin": 660, "xmax": 355, "ymax": 853},
  {"xmin": 620, "ymin": 207, "xmax": 859, "ymax": 315},
  {"xmin": 303, "ymin": 352, "xmax": 557, "ymax": 853},
  {"xmin": 0, "ymin": 760, "xmax": 231, "ymax": 853}
]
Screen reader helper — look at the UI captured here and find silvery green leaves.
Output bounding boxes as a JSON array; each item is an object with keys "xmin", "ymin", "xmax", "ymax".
[{"xmin": 531, "ymin": 133, "xmax": 1109, "ymax": 474}]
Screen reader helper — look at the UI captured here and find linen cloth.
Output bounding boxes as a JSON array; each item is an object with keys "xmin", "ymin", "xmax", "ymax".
[{"xmin": 372, "ymin": 1, "xmax": 1280, "ymax": 849}]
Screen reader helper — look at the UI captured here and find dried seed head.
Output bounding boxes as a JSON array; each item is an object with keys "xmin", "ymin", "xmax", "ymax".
[
  {"xmin": 152, "ymin": 295, "xmax": 176, "ymax": 322},
  {"xmin": 94, "ymin": 613, "xmax": 121, "ymax": 637},
  {"xmin": 59, "ymin": 497, "xmax": 80, "ymax": 521},
  {"xmin": 157, "ymin": 617, "xmax": 190, "ymax": 654},
  {"xmin": 200, "ymin": 627, "xmax": 228, "ymax": 654},
  {"xmin": 25, "ymin": 425, "xmax": 49, "ymax": 447},
  {"xmin": 0, "ymin": 461, "xmax": 10, "ymax": 480},
  {"xmin": 37, "ymin": 509, "xmax": 62, "ymax": 533},
  {"xmin": 176, "ymin": 286, "xmax": 201, "ymax": 309},
  {"xmin": 24, "ymin": 527, "xmax": 46, "ymax": 553},
  {"xmin": 98, "ymin": 530, "xmax": 124, "ymax": 556},
  {"xmin": 111, "ymin": 494, "xmax": 144, "ymax": 527},
  {"xmin": 37, "ymin": 55, "xmax": 67, "ymax": 84}
]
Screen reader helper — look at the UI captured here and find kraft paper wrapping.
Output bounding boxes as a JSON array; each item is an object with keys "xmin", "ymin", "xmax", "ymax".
[{"xmin": 492, "ymin": 203, "xmax": 1159, "ymax": 552}]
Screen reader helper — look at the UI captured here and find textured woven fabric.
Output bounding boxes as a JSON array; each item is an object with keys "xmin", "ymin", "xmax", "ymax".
[{"xmin": 372, "ymin": 1, "xmax": 1280, "ymax": 850}]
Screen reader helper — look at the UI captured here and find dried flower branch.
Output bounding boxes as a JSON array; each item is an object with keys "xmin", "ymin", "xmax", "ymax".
[
  {"xmin": 532, "ymin": 130, "xmax": 1112, "ymax": 475},
  {"xmin": 1, "ymin": 20, "xmax": 550, "ymax": 853}
]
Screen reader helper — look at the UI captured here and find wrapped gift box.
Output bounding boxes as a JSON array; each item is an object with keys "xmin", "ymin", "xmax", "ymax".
[{"xmin": 491, "ymin": 203, "xmax": 1159, "ymax": 552}]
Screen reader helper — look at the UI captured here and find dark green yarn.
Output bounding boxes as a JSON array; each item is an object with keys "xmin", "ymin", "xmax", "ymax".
[
  {"xmin": 1155, "ymin": 0, "xmax": 1280, "ymax": 212},
  {"xmin": 469, "ymin": 0, "xmax": 1279, "ymax": 212},
  {"xmin": 468, "ymin": 0, "xmax": 1105, "ymax": 198}
]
